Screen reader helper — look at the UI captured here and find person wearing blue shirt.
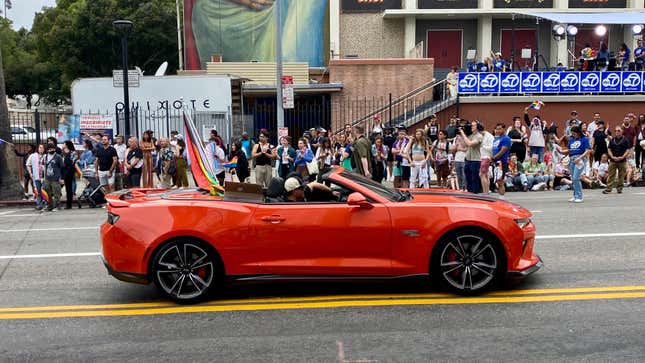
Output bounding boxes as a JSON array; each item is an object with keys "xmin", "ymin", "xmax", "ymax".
[
  {"xmin": 477, "ymin": 58, "xmax": 491, "ymax": 72},
  {"xmin": 634, "ymin": 39, "xmax": 645, "ymax": 70},
  {"xmin": 564, "ymin": 126, "xmax": 591, "ymax": 203},
  {"xmin": 492, "ymin": 123, "xmax": 512, "ymax": 198},
  {"xmin": 294, "ymin": 138, "xmax": 314, "ymax": 179},
  {"xmin": 555, "ymin": 62, "xmax": 566, "ymax": 72},
  {"xmin": 493, "ymin": 52, "xmax": 507, "ymax": 72},
  {"xmin": 595, "ymin": 43, "xmax": 610, "ymax": 71},
  {"xmin": 467, "ymin": 59, "xmax": 478, "ymax": 73}
]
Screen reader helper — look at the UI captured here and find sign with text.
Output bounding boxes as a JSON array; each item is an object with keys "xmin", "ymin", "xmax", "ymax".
[
  {"xmin": 457, "ymin": 71, "xmax": 645, "ymax": 94},
  {"xmin": 494, "ymin": 0, "xmax": 553, "ymax": 7},
  {"xmin": 282, "ymin": 75, "xmax": 294, "ymax": 109},
  {"xmin": 341, "ymin": 0, "xmax": 401, "ymax": 12},
  {"xmin": 418, "ymin": 0, "xmax": 478, "ymax": 9},
  {"xmin": 112, "ymin": 70, "xmax": 140, "ymax": 88}
]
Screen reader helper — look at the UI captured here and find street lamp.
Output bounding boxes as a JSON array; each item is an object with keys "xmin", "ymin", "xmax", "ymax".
[{"xmin": 113, "ymin": 19, "xmax": 134, "ymax": 138}]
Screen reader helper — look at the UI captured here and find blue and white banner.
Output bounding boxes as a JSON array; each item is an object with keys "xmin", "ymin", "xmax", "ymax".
[{"xmin": 458, "ymin": 71, "xmax": 645, "ymax": 94}]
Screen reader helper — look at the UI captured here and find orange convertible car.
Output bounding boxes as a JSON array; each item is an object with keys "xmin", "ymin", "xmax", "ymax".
[{"xmin": 101, "ymin": 169, "xmax": 541, "ymax": 303}]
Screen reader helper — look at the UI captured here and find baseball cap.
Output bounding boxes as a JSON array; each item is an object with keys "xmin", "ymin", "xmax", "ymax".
[
  {"xmin": 318, "ymin": 128, "xmax": 327, "ymax": 133},
  {"xmin": 284, "ymin": 177, "xmax": 304, "ymax": 193}
]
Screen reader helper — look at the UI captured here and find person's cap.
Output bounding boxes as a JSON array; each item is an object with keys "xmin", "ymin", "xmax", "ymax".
[
  {"xmin": 318, "ymin": 127, "xmax": 327, "ymax": 133},
  {"xmin": 495, "ymin": 52, "xmax": 502, "ymax": 56},
  {"xmin": 309, "ymin": 128, "xmax": 316, "ymax": 132},
  {"xmin": 284, "ymin": 177, "xmax": 304, "ymax": 193}
]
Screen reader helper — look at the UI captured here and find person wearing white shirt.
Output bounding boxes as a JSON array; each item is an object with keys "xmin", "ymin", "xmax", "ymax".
[
  {"xmin": 479, "ymin": 127, "xmax": 494, "ymax": 194},
  {"xmin": 114, "ymin": 135, "xmax": 128, "ymax": 191}
]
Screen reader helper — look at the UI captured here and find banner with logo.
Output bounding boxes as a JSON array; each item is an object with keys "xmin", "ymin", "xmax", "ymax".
[{"xmin": 458, "ymin": 71, "xmax": 645, "ymax": 94}]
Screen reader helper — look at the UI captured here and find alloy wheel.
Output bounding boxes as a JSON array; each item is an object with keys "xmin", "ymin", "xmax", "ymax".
[
  {"xmin": 438, "ymin": 234, "xmax": 499, "ymax": 292},
  {"xmin": 154, "ymin": 242, "xmax": 215, "ymax": 301}
]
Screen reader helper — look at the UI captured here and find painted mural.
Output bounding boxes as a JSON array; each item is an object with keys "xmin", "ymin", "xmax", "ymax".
[{"xmin": 184, "ymin": 0, "xmax": 328, "ymax": 69}]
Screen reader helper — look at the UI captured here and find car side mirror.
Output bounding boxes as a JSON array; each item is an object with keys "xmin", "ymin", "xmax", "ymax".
[{"xmin": 347, "ymin": 192, "xmax": 372, "ymax": 209}]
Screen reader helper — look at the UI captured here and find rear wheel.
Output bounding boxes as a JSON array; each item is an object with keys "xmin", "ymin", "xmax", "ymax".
[
  {"xmin": 432, "ymin": 229, "xmax": 505, "ymax": 295},
  {"xmin": 151, "ymin": 240, "xmax": 219, "ymax": 303}
]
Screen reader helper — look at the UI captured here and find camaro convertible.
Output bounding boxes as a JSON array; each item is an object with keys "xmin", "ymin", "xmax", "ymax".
[{"xmin": 101, "ymin": 168, "xmax": 542, "ymax": 303}]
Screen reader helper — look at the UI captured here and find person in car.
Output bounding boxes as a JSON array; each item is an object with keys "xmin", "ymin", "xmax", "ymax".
[{"xmin": 283, "ymin": 177, "xmax": 339, "ymax": 202}]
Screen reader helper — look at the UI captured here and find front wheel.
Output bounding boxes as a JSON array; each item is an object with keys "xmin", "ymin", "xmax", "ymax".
[
  {"xmin": 151, "ymin": 240, "xmax": 218, "ymax": 303},
  {"xmin": 432, "ymin": 230, "xmax": 505, "ymax": 295}
]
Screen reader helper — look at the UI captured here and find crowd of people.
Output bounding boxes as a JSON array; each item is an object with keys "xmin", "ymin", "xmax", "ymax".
[{"xmin": 12, "ymin": 108, "xmax": 644, "ymax": 209}]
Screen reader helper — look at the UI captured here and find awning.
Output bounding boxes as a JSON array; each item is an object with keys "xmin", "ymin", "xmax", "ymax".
[{"xmin": 520, "ymin": 11, "xmax": 645, "ymax": 24}]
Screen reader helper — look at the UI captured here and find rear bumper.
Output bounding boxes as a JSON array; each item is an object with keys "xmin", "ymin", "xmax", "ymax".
[
  {"xmin": 507, "ymin": 255, "xmax": 543, "ymax": 278},
  {"xmin": 102, "ymin": 256, "xmax": 149, "ymax": 285}
]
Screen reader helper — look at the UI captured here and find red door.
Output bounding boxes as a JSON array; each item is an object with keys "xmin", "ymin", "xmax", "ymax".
[
  {"xmin": 500, "ymin": 29, "xmax": 536, "ymax": 68},
  {"xmin": 427, "ymin": 30, "xmax": 462, "ymax": 69},
  {"xmin": 574, "ymin": 29, "xmax": 609, "ymax": 57}
]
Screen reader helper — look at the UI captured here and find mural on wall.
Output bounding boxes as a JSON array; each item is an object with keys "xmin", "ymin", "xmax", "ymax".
[{"xmin": 184, "ymin": 0, "xmax": 329, "ymax": 70}]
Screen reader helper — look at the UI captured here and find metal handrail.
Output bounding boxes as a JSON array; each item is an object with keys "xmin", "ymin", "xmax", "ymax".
[{"xmin": 333, "ymin": 78, "xmax": 446, "ymax": 135}]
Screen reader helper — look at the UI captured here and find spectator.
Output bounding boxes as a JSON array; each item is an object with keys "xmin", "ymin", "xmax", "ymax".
[
  {"xmin": 343, "ymin": 123, "xmax": 353, "ymax": 139},
  {"xmin": 13, "ymin": 144, "xmax": 34, "ymax": 198},
  {"xmin": 26, "ymin": 144, "xmax": 45, "ymax": 210},
  {"xmin": 493, "ymin": 52, "xmax": 507, "ymax": 72},
  {"xmin": 505, "ymin": 154, "xmax": 528, "ymax": 191},
  {"xmin": 277, "ymin": 136, "xmax": 296, "ymax": 179},
  {"xmin": 592, "ymin": 153, "xmax": 609, "ymax": 188},
  {"xmin": 591, "ymin": 120, "xmax": 609, "ymax": 164},
  {"xmin": 618, "ymin": 43, "xmax": 631, "ymax": 71},
  {"xmin": 431, "ymin": 130, "xmax": 451, "ymax": 188},
  {"xmin": 460, "ymin": 121, "xmax": 483, "ymax": 193},
  {"xmin": 78, "ymin": 139, "xmax": 95, "ymax": 170},
  {"xmin": 555, "ymin": 62, "xmax": 566, "ymax": 72},
  {"xmin": 392, "ymin": 128, "xmax": 410, "ymax": 188},
  {"xmin": 208, "ymin": 138, "xmax": 227, "ymax": 187},
  {"xmin": 294, "ymin": 137, "xmax": 314, "ymax": 179},
  {"xmin": 587, "ymin": 112, "xmax": 602, "ymax": 137},
  {"xmin": 352, "ymin": 125, "xmax": 373, "ymax": 178},
  {"xmin": 209, "ymin": 129, "xmax": 226, "ymax": 154},
  {"xmin": 251, "ymin": 130, "xmax": 275, "ymax": 188},
  {"xmin": 124, "ymin": 137, "xmax": 143, "ymax": 188},
  {"xmin": 309, "ymin": 128, "xmax": 321, "ymax": 155},
  {"xmin": 371, "ymin": 115, "xmax": 384, "ymax": 137},
  {"xmin": 94, "ymin": 135, "xmax": 118, "ymax": 193},
  {"xmin": 445, "ymin": 117, "xmax": 459, "ymax": 140},
  {"xmin": 507, "ymin": 117, "xmax": 527, "ymax": 163},
  {"xmin": 622, "ymin": 115, "xmax": 638, "ymax": 149},
  {"xmin": 564, "ymin": 126, "xmax": 591, "ymax": 203},
  {"xmin": 141, "ymin": 131, "xmax": 155, "ymax": 188},
  {"xmin": 229, "ymin": 140, "xmax": 250, "ymax": 184},
  {"xmin": 383, "ymin": 127, "xmax": 396, "ymax": 180},
  {"xmin": 407, "ymin": 129, "xmax": 431, "ymax": 189},
  {"xmin": 524, "ymin": 107, "xmax": 547, "ymax": 163},
  {"xmin": 157, "ymin": 138, "xmax": 175, "ymax": 189},
  {"xmin": 240, "ymin": 132, "xmax": 255, "ymax": 159},
  {"xmin": 452, "ymin": 128, "xmax": 468, "ymax": 191},
  {"xmin": 492, "ymin": 123, "xmax": 512, "ymax": 198},
  {"xmin": 636, "ymin": 114, "xmax": 645, "ymax": 169},
  {"xmin": 553, "ymin": 157, "xmax": 573, "ymax": 190},
  {"xmin": 175, "ymin": 139, "xmax": 190, "ymax": 188},
  {"xmin": 316, "ymin": 137, "xmax": 334, "ymax": 179},
  {"xmin": 446, "ymin": 66, "xmax": 458, "ymax": 99},
  {"xmin": 61, "ymin": 141, "xmax": 77, "ymax": 209},
  {"xmin": 425, "ymin": 114, "xmax": 440, "ymax": 143},
  {"xmin": 604, "ymin": 126, "xmax": 631, "ymax": 194},
  {"xmin": 113, "ymin": 135, "xmax": 127, "ymax": 191},
  {"xmin": 635, "ymin": 39, "xmax": 645, "ymax": 71},
  {"xmin": 522, "ymin": 154, "xmax": 548, "ymax": 191},
  {"xmin": 371, "ymin": 136, "xmax": 389, "ymax": 183},
  {"xmin": 46, "ymin": 137, "xmax": 62, "ymax": 154},
  {"xmin": 564, "ymin": 111, "xmax": 583, "ymax": 136},
  {"xmin": 596, "ymin": 43, "xmax": 610, "ymax": 71},
  {"xmin": 43, "ymin": 143, "xmax": 64, "ymax": 211},
  {"xmin": 478, "ymin": 124, "xmax": 494, "ymax": 194},
  {"xmin": 478, "ymin": 57, "xmax": 492, "ymax": 72}
]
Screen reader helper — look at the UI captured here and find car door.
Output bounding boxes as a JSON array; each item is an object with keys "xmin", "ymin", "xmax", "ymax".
[{"xmin": 247, "ymin": 197, "xmax": 392, "ymax": 276}]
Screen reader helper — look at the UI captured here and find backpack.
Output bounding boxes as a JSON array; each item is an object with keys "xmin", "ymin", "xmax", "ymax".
[{"xmin": 167, "ymin": 156, "xmax": 177, "ymax": 176}]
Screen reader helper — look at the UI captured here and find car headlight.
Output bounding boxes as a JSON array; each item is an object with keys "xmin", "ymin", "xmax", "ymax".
[
  {"xmin": 515, "ymin": 218, "xmax": 531, "ymax": 229},
  {"xmin": 107, "ymin": 212, "xmax": 120, "ymax": 225}
]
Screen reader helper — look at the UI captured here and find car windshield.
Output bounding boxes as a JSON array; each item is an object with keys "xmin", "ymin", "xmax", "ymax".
[
  {"xmin": 338, "ymin": 171, "xmax": 410, "ymax": 202},
  {"xmin": 23, "ymin": 126, "xmax": 36, "ymax": 132}
]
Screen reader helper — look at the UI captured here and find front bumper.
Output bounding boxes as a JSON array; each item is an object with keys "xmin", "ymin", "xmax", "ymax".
[
  {"xmin": 102, "ymin": 256, "xmax": 149, "ymax": 285},
  {"xmin": 508, "ymin": 255, "xmax": 543, "ymax": 278}
]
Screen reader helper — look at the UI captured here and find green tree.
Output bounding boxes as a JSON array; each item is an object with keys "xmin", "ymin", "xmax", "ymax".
[{"xmin": 31, "ymin": 0, "xmax": 179, "ymax": 102}]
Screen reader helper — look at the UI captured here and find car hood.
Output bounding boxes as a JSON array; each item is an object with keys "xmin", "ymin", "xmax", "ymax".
[{"xmin": 405, "ymin": 189, "xmax": 531, "ymax": 217}]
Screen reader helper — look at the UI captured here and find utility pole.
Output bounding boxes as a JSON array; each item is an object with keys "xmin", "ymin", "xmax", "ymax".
[
  {"xmin": 274, "ymin": 0, "xmax": 284, "ymax": 129},
  {"xmin": 176, "ymin": 0, "xmax": 184, "ymax": 71}
]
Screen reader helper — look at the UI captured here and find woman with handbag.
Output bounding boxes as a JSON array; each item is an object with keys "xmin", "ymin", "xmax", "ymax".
[
  {"xmin": 277, "ymin": 136, "xmax": 296, "ymax": 179},
  {"xmin": 294, "ymin": 138, "xmax": 314, "ymax": 180}
]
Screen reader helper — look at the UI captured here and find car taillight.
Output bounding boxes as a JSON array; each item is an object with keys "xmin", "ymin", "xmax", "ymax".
[{"xmin": 107, "ymin": 212, "xmax": 120, "ymax": 225}]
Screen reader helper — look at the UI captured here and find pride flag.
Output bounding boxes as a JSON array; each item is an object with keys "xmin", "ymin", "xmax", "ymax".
[
  {"xmin": 529, "ymin": 100, "xmax": 545, "ymax": 110},
  {"xmin": 40, "ymin": 188, "xmax": 50, "ymax": 204},
  {"xmin": 74, "ymin": 163, "xmax": 82, "ymax": 178},
  {"xmin": 182, "ymin": 109, "xmax": 224, "ymax": 196},
  {"xmin": 223, "ymin": 156, "xmax": 237, "ymax": 169}
]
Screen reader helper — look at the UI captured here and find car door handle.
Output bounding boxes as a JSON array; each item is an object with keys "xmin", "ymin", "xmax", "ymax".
[{"xmin": 261, "ymin": 215, "xmax": 286, "ymax": 224}]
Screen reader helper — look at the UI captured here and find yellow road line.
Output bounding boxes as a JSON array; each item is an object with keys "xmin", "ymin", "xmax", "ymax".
[
  {"xmin": 3, "ymin": 285, "xmax": 645, "ymax": 313},
  {"xmin": 2, "ymin": 291, "xmax": 645, "ymax": 320}
]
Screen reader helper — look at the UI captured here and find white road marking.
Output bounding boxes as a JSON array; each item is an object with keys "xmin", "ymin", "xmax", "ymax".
[
  {"xmin": 530, "ymin": 210, "xmax": 543, "ymax": 213},
  {"xmin": 537, "ymin": 232, "xmax": 645, "ymax": 240},
  {"xmin": 0, "ymin": 214, "xmax": 44, "ymax": 218},
  {"xmin": 0, "ymin": 226, "xmax": 99, "ymax": 233},
  {"xmin": 0, "ymin": 252, "xmax": 101, "ymax": 260},
  {"xmin": 0, "ymin": 210, "xmax": 17, "ymax": 215}
]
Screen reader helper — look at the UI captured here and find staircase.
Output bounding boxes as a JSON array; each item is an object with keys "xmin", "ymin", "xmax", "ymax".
[{"xmin": 337, "ymin": 78, "xmax": 457, "ymax": 134}]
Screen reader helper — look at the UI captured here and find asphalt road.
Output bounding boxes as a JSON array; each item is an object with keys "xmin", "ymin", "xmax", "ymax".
[{"xmin": 1, "ymin": 189, "xmax": 645, "ymax": 362}]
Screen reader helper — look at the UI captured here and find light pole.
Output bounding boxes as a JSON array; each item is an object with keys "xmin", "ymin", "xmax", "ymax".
[
  {"xmin": 113, "ymin": 20, "xmax": 134, "ymax": 138},
  {"xmin": 274, "ymin": 0, "xmax": 284, "ymax": 130}
]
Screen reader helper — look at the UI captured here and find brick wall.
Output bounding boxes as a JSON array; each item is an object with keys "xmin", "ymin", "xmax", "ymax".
[
  {"xmin": 340, "ymin": 13, "xmax": 404, "ymax": 59},
  {"xmin": 329, "ymin": 58, "xmax": 435, "ymax": 131}
]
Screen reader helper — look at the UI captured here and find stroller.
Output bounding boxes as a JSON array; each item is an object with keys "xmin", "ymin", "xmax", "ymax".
[{"xmin": 78, "ymin": 167, "xmax": 107, "ymax": 208}]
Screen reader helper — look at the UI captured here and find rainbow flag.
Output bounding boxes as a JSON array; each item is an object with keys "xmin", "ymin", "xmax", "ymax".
[
  {"xmin": 182, "ymin": 109, "xmax": 224, "ymax": 196},
  {"xmin": 223, "ymin": 156, "xmax": 237, "ymax": 169},
  {"xmin": 529, "ymin": 100, "xmax": 545, "ymax": 110},
  {"xmin": 40, "ymin": 188, "xmax": 50, "ymax": 204},
  {"xmin": 74, "ymin": 163, "xmax": 82, "ymax": 178}
]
